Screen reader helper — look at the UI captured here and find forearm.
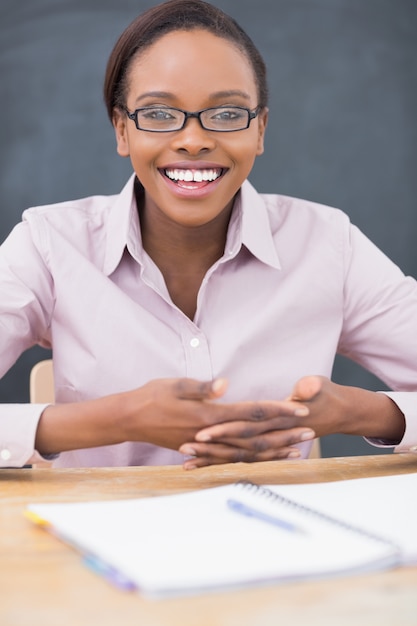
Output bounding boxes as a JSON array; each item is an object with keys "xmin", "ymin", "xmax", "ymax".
[
  {"xmin": 35, "ymin": 393, "xmax": 131, "ymax": 455},
  {"xmin": 34, "ymin": 377, "xmax": 231, "ymax": 456}
]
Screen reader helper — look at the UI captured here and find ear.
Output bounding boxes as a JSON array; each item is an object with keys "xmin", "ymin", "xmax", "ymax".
[
  {"xmin": 256, "ymin": 107, "xmax": 269, "ymax": 156},
  {"xmin": 112, "ymin": 108, "xmax": 130, "ymax": 157}
]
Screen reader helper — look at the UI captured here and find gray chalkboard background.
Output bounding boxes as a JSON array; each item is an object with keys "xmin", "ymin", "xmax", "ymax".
[{"xmin": 1, "ymin": 0, "xmax": 416, "ymax": 457}]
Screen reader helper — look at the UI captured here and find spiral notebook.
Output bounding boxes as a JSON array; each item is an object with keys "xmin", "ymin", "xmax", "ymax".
[{"xmin": 25, "ymin": 480, "xmax": 401, "ymax": 598}]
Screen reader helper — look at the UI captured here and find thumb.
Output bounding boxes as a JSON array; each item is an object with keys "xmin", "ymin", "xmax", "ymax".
[
  {"xmin": 175, "ymin": 377, "xmax": 228, "ymax": 400},
  {"xmin": 289, "ymin": 375, "xmax": 324, "ymax": 402}
]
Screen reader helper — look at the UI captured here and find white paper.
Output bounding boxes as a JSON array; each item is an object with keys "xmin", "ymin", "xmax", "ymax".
[
  {"xmin": 26, "ymin": 480, "xmax": 401, "ymax": 597},
  {"xmin": 267, "ymin": 471, "xmax": 417, "ymax": 565}
]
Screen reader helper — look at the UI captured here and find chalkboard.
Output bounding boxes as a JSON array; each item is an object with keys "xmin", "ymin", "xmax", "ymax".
[{"xmin": 1, "ymin": 0, "xmax": 416, "ymax": 457}]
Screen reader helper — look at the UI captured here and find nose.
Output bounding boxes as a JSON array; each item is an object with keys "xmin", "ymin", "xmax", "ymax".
[{"xmin": 170, "ymin": 117, "xmax": 216, "ymax": 155}]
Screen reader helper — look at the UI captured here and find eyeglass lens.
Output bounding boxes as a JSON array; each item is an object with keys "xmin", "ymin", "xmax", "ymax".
[{"xmin": 135, "ymin": 106, "xmax": 251, "ymax": 131}]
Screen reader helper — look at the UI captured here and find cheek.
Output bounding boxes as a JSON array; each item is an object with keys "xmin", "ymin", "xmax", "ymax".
[
  {"xmin": 132, "ymin": 132, "xmax": 171, "ymax": 161},
  {"xmin": 229, "ymin": 134, "xmax": 262, "ymax": 168},
  {"xmin": 127, "ymin": 137, "xmax": 158, "ymax": 171}
]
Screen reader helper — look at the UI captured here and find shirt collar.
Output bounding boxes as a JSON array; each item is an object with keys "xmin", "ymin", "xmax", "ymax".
[
  {"xmin": 229, "ymin": 180, "xmax": 281, "ymax": 269},
  {"xmin": 103, "ymin": 174, "xmax": 141, "ymax": 276},
  {"xmin": 103, "ymin": 175, "xmax": 281, "ymax": 276}
]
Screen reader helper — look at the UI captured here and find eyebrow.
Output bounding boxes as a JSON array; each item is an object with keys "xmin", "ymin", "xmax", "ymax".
[{"xmin": 133, "ymin": 90, "xmax": 252, "ymax": 105}]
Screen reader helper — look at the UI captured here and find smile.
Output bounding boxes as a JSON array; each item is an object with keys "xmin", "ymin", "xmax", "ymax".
[{"xmin": 163, "ymin": 168, "xmax": 224, "ymax": 183}]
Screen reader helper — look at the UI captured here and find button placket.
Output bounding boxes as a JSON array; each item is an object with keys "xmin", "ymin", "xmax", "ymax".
[{"xmin": 179, "ymin": 315, "xmax": 213, "ymax": 380}]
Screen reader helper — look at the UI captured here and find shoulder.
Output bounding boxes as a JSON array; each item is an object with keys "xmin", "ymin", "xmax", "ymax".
[
  {"xmin": 19, "ymin": 176, "xmax": 135, "ymax": 255},
  {"xmin": 259, "ymin": 191, "xmax": 351, "ymax": 234},
  {"xmin": 241, "ymin": 180, "xmax": 350, "ymax": 232},
  {"xmin": 22, "ymin": 192, "xmax": 118, "ymax": 233},
  {"xmin": 241, "ymin": 181, "xmax": 353, "ymax": 255},
  {"xmin": 22, "ymin": 174, "xmax": 135, "ymax": 229}
]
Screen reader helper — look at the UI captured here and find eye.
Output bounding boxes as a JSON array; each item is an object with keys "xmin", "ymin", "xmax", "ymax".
[
  {"xmin": 140, "ymin": 108, "xmax": 177, "ymax": 121},
  {"xmin": 211, "ymin": 107, "xmax": 245, "ymax": 122}
]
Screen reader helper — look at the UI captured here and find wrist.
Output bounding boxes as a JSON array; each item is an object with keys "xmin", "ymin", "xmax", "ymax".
[{"xmin": 340, "ymin": 387, "xmax": 405, "ymax": 442}]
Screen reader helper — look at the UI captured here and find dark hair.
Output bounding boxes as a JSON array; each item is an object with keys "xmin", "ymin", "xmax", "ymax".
[{"xmin": 103, "ymin": 0, "xmax": 268, "ymax": 121}]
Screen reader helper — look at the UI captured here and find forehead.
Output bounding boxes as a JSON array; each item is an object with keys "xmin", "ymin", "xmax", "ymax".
[{"xmin": 126, "ymin": 29, "xmax": 258, "ymax": 104}]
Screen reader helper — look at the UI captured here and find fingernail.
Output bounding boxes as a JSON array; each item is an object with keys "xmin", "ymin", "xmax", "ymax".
[
  {"xmin": 294, "ymin": 407, "xmax": 309, "ymax": 416},
  {"xmin": 287, "ymin": 450, "xmax": 301, "ymax": 459},
  {"xmin": 184, "ymin": 463, "xmax": 197, "ymax": 471},
  {"xmin": 300, "ymin": 430, "xmax": 315, "ymax": 441},
  {"xmin": 195, "ymin": 432, "xmax": 211, "ymax": 442},
  {"xmin": 212, "ymin": 379, "xmax": 224, "ymax": 392},
  {"xmin": 180, "ymin": 445, "xmax": 196, "ymax": 455}
]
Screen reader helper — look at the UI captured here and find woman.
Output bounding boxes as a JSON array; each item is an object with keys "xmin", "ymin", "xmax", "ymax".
[{"xmin": 0, "ymin": 0, "xmax": 416, "ymax": 469}]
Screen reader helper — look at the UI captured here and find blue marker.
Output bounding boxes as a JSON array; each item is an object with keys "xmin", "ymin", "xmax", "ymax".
[{"xmin": 227, "ymin": 498, "xmax": 305, "ymax": 534}]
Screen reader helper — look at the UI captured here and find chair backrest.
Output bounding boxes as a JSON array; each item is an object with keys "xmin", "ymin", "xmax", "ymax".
[
  {"xmin": 29, "ymin": 359, "xmax": 55, "ymax": 403},
  {"xmin": 309, "ymin": 438, "xmax": 321, "ymax": 459}
]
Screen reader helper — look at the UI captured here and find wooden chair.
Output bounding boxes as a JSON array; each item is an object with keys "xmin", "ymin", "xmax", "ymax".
[
  {"xmin": 29, "ymin": 359, "xmax": 320, "ymax": 457},
  {"xmin": 309, "ymin": 438, "xmax": 321, "ymax": 459},
  {"xmin": 29, "ymin": 359, "xmax": 54, "ymax": 403},
  {"xmin": 28, "ymin": 359, "xmax": 54, "ymax": 467}
]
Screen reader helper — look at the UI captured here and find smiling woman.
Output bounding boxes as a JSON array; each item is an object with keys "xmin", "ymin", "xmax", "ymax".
[{"xmin": 0, "ymin": 0, "xmax": 417, "ymax": 470}]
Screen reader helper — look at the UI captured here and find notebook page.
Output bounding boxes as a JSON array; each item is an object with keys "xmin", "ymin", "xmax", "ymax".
[{"xmin": 267, "ymin": 471, "xmax": 417, "ymax": 565}]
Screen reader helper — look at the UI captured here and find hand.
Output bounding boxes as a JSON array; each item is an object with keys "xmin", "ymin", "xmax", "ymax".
[
  {"xmin": 180, "ymin": 375, "xmax": 405, "ymax": 469},
  {"xmin": 289, "ymin": 375, "xmax": 405, "ymax": 442},
  {"xmin": 123, "ymin": 377, "xmax": 314, "ymax": 454},
  {"xmin": 177, "ymin": 378, "xmax": 317, "ymax": 469}
]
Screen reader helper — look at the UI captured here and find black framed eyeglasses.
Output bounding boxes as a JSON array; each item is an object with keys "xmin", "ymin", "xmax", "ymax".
[{"xmin": 124, "ymin": 105, "xmax": 261, "ymax": 133}]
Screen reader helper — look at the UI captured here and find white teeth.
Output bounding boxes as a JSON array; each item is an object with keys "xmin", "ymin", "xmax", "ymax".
[{"xmin": 165, "ymin": 168, "xmax": 222, "ymax": 182}]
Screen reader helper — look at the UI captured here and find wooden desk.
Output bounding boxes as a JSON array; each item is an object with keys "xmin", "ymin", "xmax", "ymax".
[{"xmin": 1, "ymin": 454, "xmax": 417, "ymax": 626}]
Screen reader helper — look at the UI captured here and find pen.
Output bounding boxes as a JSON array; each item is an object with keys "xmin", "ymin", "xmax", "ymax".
[{"xmin": 227, "ymin": 498, "xmax": 305, "ymax": 534}]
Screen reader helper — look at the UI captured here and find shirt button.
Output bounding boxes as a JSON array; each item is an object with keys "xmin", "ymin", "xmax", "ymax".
[
  {"xmin": 0, "ymin": 448, "xmax": 11, "ymax": 461},
  {"xmin": 190, "ymin": 337, "xmax": 200, "ymax": 348},
  {"xmin": 409, "ymin": 445, "xmax": 417, "ymax": 453}
]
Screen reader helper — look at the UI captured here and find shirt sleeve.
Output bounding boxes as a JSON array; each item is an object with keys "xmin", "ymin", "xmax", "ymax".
[
  {"xmin": 0, "ymin": 221, "xmax": 54, "ymax": 467},
  {"xmin": 0, "ymin": 404, "xmax": 54, "ymax": 467},
  {"xmin": 338, "ymin": 222, "xmax": 417, "ymax": 453},
  {"xmin": 365, "ymin": 392, "xmax": 417, "ymax": 454}
]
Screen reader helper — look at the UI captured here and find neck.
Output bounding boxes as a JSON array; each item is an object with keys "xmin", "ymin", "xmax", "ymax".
[
  {"xmin": 138, "ymin": 193, "xmax": 233, "ymax": 274},
  {"xmin": 136, "ymin": 189, "xmax": 234, "ymax": 319}
]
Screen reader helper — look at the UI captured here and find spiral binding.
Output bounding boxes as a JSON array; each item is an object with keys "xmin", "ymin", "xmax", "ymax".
[{"xmin": 235, "ymin": 480, "xmax": 400, "ymax": 550}]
